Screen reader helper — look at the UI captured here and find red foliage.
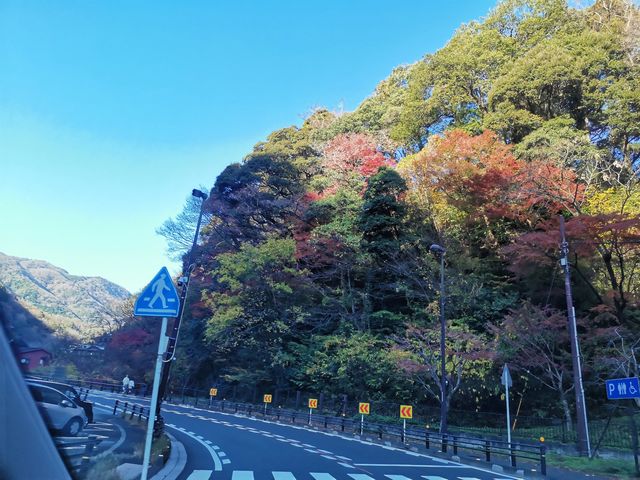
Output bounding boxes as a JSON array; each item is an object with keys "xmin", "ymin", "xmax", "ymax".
[
  {"xmin": 323, "ymin": 133, "xmax": 393, "ymax": 183},
  {"xmin": 504, "ymin": 213, "xmax": 640, "ymax": 275},
  {"xmin": 109, "ymin": 328, "xmax": 153, "ymax": 348},
  {"xmin": 407, "ymin": 129, "xmax": 584, "ymax": 222}
]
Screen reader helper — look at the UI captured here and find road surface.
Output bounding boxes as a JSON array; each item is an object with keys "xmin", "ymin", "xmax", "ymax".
[{"xmin": 88, "ymin": 391, "xmax": 519, "ymax": 480}]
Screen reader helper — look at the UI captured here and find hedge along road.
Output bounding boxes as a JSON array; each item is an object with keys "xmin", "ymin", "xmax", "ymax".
[{"xmin": 87, "ymin": 390, "xmax": 520, "ymax": 480}]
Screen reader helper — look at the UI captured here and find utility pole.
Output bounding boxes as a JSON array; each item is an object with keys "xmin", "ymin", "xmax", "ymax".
[
  {"xmin": 154, "ymin": 189, "xmax": 208, "ymax": 435},
  {"xmin": 559, "ymin": 215, "xmax": 591, "ymax": 456}
]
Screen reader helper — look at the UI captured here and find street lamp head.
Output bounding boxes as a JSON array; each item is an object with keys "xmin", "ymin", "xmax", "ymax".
[
  {"xmin": 192, "ymin": 189, "xmax": 208, "ymax": 200},
  {"xmin": 429, "ymin": 244, "xmax": 446, "ymax": 254}
]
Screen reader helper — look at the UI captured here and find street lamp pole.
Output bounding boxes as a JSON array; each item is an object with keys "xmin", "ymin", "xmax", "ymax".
[
  {"xmin": 154, "ymin": 189, "xmax": 208, "ymax": 435},
  {"xmin": 430, "ymin": 243, "xmax": 447, "ymax": 434}
]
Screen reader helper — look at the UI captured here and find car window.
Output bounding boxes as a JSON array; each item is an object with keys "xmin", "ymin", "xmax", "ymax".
[
  {"xmin": 28, "ymin": 385, "xmax": 43, "ymax": 402},
  {"xmin": 39, "ymin": 387, "xmax": 65, "ymax": 405},
  {"xmin": 65, "ymin": 389, "xmax": 77, "ymax": 399}
]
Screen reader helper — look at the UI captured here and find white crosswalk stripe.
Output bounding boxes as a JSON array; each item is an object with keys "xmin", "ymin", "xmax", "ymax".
[
  {"xmin": 185, "ymin": 470, "xmax": 501, "ymax": 480},
  {"xmin": 348, "ymin": 475, "xmax": 376, "ymax": 480},
  {"xmin": 310, "ymin": 474, "xmax": 337, "ymax": 480},
  {"xmin": 272, "ymin": 472, "xmax": 297, "ymax": 480},
  {"xmin": 186, "ymin": 470, "xmax": 212, "ymax": 480},
  {"xmin": 232, "ymin": 471, "xmax": 255, "ymax": 480}
]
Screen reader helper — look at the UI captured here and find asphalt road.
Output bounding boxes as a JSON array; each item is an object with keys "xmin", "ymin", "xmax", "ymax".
[{"xmin": 88, "ymin": 391, "xmax": 519, "ymax": 480}]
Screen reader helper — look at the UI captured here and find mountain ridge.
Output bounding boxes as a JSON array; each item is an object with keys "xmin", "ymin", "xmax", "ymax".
[{"xmin": 0, "ymin": 252, "xmax": 130, "ymax": 339}]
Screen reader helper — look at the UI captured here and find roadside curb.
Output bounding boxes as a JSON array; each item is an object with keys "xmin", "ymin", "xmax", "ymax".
[{"xmin": 150, "ymin": 432, "xmax": 186, "ymax": 480}]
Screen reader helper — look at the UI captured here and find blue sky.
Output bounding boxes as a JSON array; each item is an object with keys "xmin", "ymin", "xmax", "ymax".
[{"xmin": 0, "ymin": 0, "xmax": 496, "ymax": 293}]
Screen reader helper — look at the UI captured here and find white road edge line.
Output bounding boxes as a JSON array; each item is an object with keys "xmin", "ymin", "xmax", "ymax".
[{"xmin": 164, "ymin": 424, "xmax": 223, "ymax": 471}]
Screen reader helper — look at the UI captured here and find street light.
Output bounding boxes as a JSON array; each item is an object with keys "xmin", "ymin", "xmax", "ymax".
[
  {"xmin": 154, "ymin": 188, "xmax": 208, "ymax": 435},
  {"xmin": 429, "ymin": 243, "xmax": 448, "ymax": 434}
]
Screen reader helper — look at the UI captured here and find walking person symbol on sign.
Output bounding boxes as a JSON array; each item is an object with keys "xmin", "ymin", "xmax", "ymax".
[
  {"xmin": 134, "ymin": 266, "xmax": 180, "ymax": 317},
  {"xmin": 149, "ymin": 274, "xmax": 170, "ymax": 309}
]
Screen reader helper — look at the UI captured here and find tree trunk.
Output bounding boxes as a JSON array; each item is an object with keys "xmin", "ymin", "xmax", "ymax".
[{"xmin": 560, "ymin": 391, "xmax": 574, "ymax": 432}]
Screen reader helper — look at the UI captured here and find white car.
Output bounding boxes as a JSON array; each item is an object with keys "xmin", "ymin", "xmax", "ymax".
[{"xmin": 27, "ymin": 382, "xmax": 88, "ymax": 436}]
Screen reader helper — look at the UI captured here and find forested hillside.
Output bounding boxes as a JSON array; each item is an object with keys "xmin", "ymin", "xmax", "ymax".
[
  {"xmin": 142, "ymin": 0, "xmax": 640, "ymax": 424},
  {"xmin": 0, "ymin": 252, "xmax": 130, "ymax": 339}
]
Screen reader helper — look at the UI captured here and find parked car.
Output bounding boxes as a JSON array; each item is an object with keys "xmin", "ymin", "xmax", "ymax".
[
  {"xmin": 27, "ymin": 382, "xmax": 88, "ymax": 436},
  {"xmin": 27, "ymin": 378, "xmax": 94, "ymax": 423}
]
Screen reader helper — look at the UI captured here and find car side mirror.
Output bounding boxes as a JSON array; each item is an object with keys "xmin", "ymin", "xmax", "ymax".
[{"xmin": 60, "ymin": 400, "xmax": 73, "ymax": 408}]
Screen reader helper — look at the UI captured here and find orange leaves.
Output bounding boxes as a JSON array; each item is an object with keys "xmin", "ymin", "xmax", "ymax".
[{"xmin": 400, "ymin": 129, "xmax": 585, "ymax": 224}]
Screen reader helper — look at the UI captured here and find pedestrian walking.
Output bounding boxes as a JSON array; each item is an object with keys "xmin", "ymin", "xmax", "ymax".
[
  {"xmin": 122, "ymin": 374, "xmax": 130, "ymax": 394},
  {"xmin": 128, "ymin": 378, "xmax": 135, "ymax": 395}
]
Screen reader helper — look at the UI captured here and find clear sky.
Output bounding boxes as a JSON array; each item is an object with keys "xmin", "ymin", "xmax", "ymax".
[{"xmin": 0, "ymin": 0, "xmax": 496, "ymax": 293}]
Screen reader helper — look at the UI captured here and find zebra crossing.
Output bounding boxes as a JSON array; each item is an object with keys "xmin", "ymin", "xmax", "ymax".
[{"xmin": 185, "ymin": 471, "xmax": 511, "ymax": 480}]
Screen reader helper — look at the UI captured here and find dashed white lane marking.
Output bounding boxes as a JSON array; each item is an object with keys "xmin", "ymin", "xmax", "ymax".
[
  {"xmin": 321, "ymin": 455, "xmax": 336, "ymax": 461},
  {"xmin": 421, "ymin": 477, "xmax": 447, "ymax": 480},
  {"xmin": 272, "ymin": 472, "xmax": 297, "ymax": 480},
  {"xmin": 222, "ymin": 459, "xmax": 231, "ymax": 465},
  {"xmin": 186, "ymin": 471, "xmax": 212, "ymax": 480},
  {"xmin": 338, "ymin": 463, "xmax": 355, "ymax": 469},
  {"xmin": 385, "ymin": 476, "xmax": 413, "ymax": 480},
  {"xmin": 335, "ymin": 455, "xmax": 351, "ymax": 461},
  {"xmin": 304, "ymin": 448, "xmax": 317, "ymax": 453}
]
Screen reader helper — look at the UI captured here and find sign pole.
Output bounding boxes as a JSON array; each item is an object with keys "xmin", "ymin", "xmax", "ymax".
[
  {"xmin": 309, "ymin": 408, "xmax": 312, "ymax": 425},
  {"xmin": 209, "ymin": 395, "xmax": 212, "ymax": 408},
  {"xmin": 141, "ymin": 316, "xmax": 168, "ymax": 480},
  {"xmin": 361, "ymin": 414, "xmax": 364, "ymax": 436},
  {"xmin": 403, "ymin": 418, "xmax": 406, "ymax": 443},
  {"xmin": 505, "ymin": 374, "xmax": 512, "ymax": 446},
  {"xmin": 264, "ymin": 402, "xmax": 267, "ymax": 415}
]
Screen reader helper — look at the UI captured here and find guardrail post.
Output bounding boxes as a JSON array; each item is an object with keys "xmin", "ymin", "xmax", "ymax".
[
  {"xmin": 130, "ymin": 405, "xmax": 136, "ymax": 419},
  {"xmin": 378, "ymin": 426, "xmax": 383, "ymax": 440},
  {"xmin": 292, "ymin": 413, "xmax": 296, "ymax": 424},
  {"xmin": 139, "ymin": 407, "xmax": 144, "ymax": 420},
  {"xmin": 195, "ymin": 396, "xmax": 198, "ymax": 407},
  {"xmin": 341, "ymin": 417, "xmax": 345, "ymax": 432},
  {"xmin": 442, "ymin": 433, "xmax": 448, "ymax": 453},
  {"xmin": 85, "ymin": 435, "xmax": 97, "ymax": 455},
  {"xmin": 324, "ymin": 416, "xmax": 328, "ymax": 428},
  {"xmin": 485, "ymin": 439, "xmax": 490, "ymax": 462},
  {"xmin": 453, "ymin": 435, "xmax": 458, "ymax": 455},
  {"xmin": 540, "ymin": 443, "xmax": 547, "ymax": 476},
  {"xmin": 80, "ymin": 456, "xmax": 90, "ymax": 475},
  {"xmin": 425, "ymin": 431, "xmax": 430, "ymax": 449},
  {"xmin": 122, "ymin": 402, "xmax": 128, "ymax": 416},
  {"xmin": 510, "ymin": 444, "xmax": 516, "ymax": 467},
  {"xmin": 113, "ymin": 400, "xmax": 119, "ymax": 415},
  {"xmin": 248, "ymin": 405, "xmax": 252, "ymax": 416}
]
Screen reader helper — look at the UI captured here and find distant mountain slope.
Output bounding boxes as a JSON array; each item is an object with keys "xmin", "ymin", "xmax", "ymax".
[{"xmin": 0, "ymin": 252, "xmax": 130, "ymax": 339}]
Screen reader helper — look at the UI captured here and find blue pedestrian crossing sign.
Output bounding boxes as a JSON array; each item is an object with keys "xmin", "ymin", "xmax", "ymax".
[
  {"xmin": 606, "ymin": 377, "xmax": 640, "ymax": 400},
  {"xmin": 134, "ymin": 266, "xmax": 180, "ymax": 318}
]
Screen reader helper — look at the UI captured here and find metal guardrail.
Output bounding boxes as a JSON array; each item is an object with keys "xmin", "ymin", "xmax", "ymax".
[
  {"xmin": 113, "ymin": 399, "xmax": 149, "ymax": 421},
  {"xmin": 201, "ymin": 399, "xmax": 546, "ymax": 475}
]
